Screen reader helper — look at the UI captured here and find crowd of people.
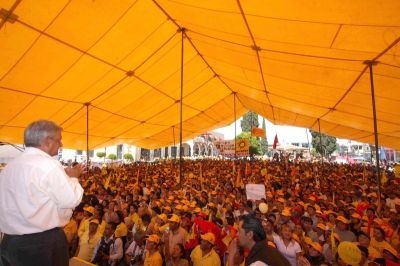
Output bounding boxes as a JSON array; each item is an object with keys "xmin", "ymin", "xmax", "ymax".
[
  {"xmin": 1, "ymin": 120, "xmax": 400, "ymax": 266},
  {"xmin": 64, "ymin": 157, "xmax": 400, "ymax": 266}
]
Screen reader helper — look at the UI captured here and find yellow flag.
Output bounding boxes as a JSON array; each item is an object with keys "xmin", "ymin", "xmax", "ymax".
[
  {"xmin": 381, "ymin": 171, "xmax": 388, "ymax": 184},
  {"xmin": 104, "ymin": 175, "xmax": 111, "ymax": 189},
  {"xmin": 235, "ymin": 167, "xmax": 242, "ymax": 188},
  {"xmin": 135, "ymin": 168, "xmax": 140, "ymax": 187},
  {"xmin": 363, "ymin": 165, "xmax": 368, "ymax": 183},
  {"xmin": 176, "ymin": 171, "xmax": 180, "ymax": 184},
  {"xmin": 200, "ymin": 163, "xmax": 204, "ymax": 189},
  {"xmin": 331, "ymin": 230, "xmax": 337, "ymax": 257}
]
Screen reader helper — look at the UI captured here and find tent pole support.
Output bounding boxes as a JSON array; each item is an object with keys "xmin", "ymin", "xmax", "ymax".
[
  {"xmin": 179, "ymin": 27, "xmax": 185, "ymax": 186},
  {"xmin": 317, "ymin": 118, "xmax": 323, "ymax": 163},
  {"xmin": 234, "ymin": 92, "xmax": 237, "ymax": 159},
  {"xmin": 85, "ymin": 102, "xmax": 90, "ymax": 178},
  {"xmin": 364, "ymin": 60, "xmax": 381, "ymax": 210}
]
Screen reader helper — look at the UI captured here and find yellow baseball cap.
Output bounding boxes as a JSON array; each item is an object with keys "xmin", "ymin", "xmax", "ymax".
[
  {"xmin": 157, "ymin": 214, "xmax": 167, "ymax": 222},
  {"xmin": 316, "ymin": 223, "xmax": 326, "ymax": 231},
  {"xmin": 336, "ymin": 216, "xmax": 349, "ymax": 224},
  {"xmin": 84, "ymin": 206, "xmax": 95, "ymax": 214},
  {"xmin": 146, "ymin": 234, "xmax": 160, "ymax": 244},
  {"xmin": 281, "ymin": 208, "xmax": 291, "ymax": 217},
  {"xmin": 351, "ymin": 213, "xmax": 362, "ymax": 220},
  {"xmin": 201, "ymin": 232, "xmax": 215, "ymax": 245},
  {"xmin": 168, "ymin": 214, "xmax": 181, "ymax": 223}
]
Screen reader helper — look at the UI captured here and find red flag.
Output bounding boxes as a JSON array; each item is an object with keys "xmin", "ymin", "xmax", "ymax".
[{"xmin": 273, "ymin": 134, "xmax": 279, "ymax": 149}]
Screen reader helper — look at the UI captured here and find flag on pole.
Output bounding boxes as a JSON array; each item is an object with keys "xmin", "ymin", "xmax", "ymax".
[
  {"xmin": 235, "ymin": 167, "xmax": 242, "ymax": 188},
  {"xmin": 251, "ymin": 127, "xmax": 265, "ymax": 137},
  {"xmin": 363, "ymin": 164, "xmax": 368, "ymax": 183},
  {"xmin": 135, "ymin": 168, "xmax": 140, "ymax": 187},
  {"xmin": 381, "ymin": 170, "xmax": 388, "ymax": 184},
  {"xmin": 200, "ymin": 163, "xmax": 204, "ymax": 190},
  {"xmin": 273, "ymin": 134, "xmax": 279, "ymax": 149},
  {"xmin": 176, "ymin": 170, "xmax": 180, "ymax": 184},
  {"xmin": 331, "ymin": 230, "xmax": 337, "ymax": 258}
]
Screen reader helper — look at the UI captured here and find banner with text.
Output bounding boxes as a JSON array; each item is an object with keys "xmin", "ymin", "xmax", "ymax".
[{"xmin": 215, "ymin": 139, "xmax": 249, "ymax": 157}]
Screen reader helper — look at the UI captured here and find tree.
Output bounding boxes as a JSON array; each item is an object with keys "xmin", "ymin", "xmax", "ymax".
[
  {"xmin": 96, "ymin": 151, "xmax": 106, "ymax": 159},
  {"xmin": 123, "ymin": 153, "xmax": 133, "ymax": 161},
  {"xmin": 237, "ymin": 132, "xmax": 262, "ymax": 156},
  {"xmin": 310, "ymin": 130, "xmax": 337, "ymax": 158},
  {"xmin": 107, "ymin": 153, "xmax": 117, "ymax": 160},
  {"xmin": 260, "ymin": 118, "xmax": 268, "ymax": 155},
  {"xmin": 240, "ymin": 112, "xmax": 259, "ymax": 132}
]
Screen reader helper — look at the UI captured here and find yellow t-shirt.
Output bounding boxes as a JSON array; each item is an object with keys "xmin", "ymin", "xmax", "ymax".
[
  {"xmin": 77, "ymin": 232, "xmax": 102, "ymax": 262},
  {"xmin": 144, "ymin": 251, "xmax": 163, "ymax": 266},
  {"xmin": 63, "ymin": 219, "xmax": 77, "ymax": 244},
  {"xmin": 77, "ymin": 217, "xmax": 90, "ymax": 238},
  {"xmin": 370, "ymin": 237, "xmax": 394, "ymax": 257},
  {"xmin": 190, "ymin": 245, "xmax": 221, "ymax": 266}
]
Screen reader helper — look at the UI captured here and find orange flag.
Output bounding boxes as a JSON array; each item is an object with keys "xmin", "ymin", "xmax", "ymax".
[{"xmin": 235, "ymin": 167, "xmax": 242, "ymax": 188}]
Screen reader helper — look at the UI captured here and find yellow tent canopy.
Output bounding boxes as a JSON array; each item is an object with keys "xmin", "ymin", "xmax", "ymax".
[{"xmin": 0, "ymin": 0, "xmax": 399, "ymax": 150}]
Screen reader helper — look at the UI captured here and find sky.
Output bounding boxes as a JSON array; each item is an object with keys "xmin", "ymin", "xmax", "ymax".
[{"xmin": 213, "ymin": 115, "xmax": 312, "ymax": 145}]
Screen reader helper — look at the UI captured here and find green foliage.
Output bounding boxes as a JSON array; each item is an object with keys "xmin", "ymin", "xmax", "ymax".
[
  {"xmin": 240, "ymin": 112, "xmax": 259, "ymax": 132},
  {"xmin": 96, "ymin": 152, "xmax": 106, "ymax": 158},
  {"xmin": 310, "ymin": 130, "xmax": 337, "ymax": 158},
  {"xmin": 237, "ymin": 132, "xmax": 262, "ymax": 156},
  {"xmin": 260, "ymin": 118, "xmax": 268, "ymax": 155},
  {"xmin": 123, "ymin": 153, "xmax": 133, "ymax": 161},
  {"xmin": 107, "ymin": 153, "xmax": 117, "ymax": 160}
]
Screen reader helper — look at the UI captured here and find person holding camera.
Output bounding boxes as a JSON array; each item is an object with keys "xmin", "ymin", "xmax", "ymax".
[
  {"xmin": 91, "ymin": 222, "xmax": 123, "ymax": 266},
  {"xmin": 125, "ymin": 231, "xmax": 146, "ymax": 266}
]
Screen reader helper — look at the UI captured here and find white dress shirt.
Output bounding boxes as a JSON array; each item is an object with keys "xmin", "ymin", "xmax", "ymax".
[
  {"xmin": 0, "ymin": 147, "xmax": 83, "ymax": 235},
  {"xmin": 273, "ymin": 235, "xmax": 302, "ymax": 266}
]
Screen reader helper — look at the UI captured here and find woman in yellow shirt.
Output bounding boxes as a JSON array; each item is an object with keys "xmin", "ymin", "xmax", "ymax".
[
  {"xmin": 370, "ymin": 227, "xmax": 395, "ymax": 258},
  {"xmin": 144, "ymin": 234, "xmax": 163, "ymax": 266}
]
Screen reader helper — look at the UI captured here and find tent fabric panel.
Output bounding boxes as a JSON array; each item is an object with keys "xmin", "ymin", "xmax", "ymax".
[
  {"xmin": 240, "ymin": 1, "xmax": 400, "ymax": 26},
  {"xmin": 332, "ymin": 25, "xmax": 400, "ymax": 53},
  {"xmin": 247, "ymin": 13, "xmax": 339, "ymax": 47},
  {"xmin": 0, "ymin": 23, "xmax": 40, "ymax": 79},
  {"xmin": 0, "ymin": 35, "xmax": 82, "ymax": 93},
  {"xmin": 0, "ymin": 88, "xmax": 35, "ymax": 125},
  {"xmin": 115, "ymin": 90, "xmax": 176, "ymax": 122},
  {"xmin": 91, "ymin": 78, "xmax": 153, "ymax": 113},
  {"xmin": 44, "ymin": 0, "xmax": 138, "ymax": 51},
  {"xmin": 146, "ymin": 104, "xmax": 200, "ymax": 126},
  {"xmin": 0, "ymin": 125, "xmax": 25, "ymax": 145},
  {"xmin": 352, "ymin": 73, "xmax": 400, "ymax": 102},
  {"xmin": 87, "ymin": 1, "xmax": 174, "ymax": 68},
  {"xmin": 149, "ymin": 56, "xmax": 214, "ymax": 100},
  {"xmin": 155, "ymin": 0, "xmax": 249, "ymax": 40},
  {"xmin": 41, "ymin": 55, "xmax": 116, "ymax": 101},
  {"xmin": 14, "ymin": 0, "xmax": 69, "ymax": 30},
  {"xmin": 6, "ymin": 97, "xmax": 78, "ymax": 128}
]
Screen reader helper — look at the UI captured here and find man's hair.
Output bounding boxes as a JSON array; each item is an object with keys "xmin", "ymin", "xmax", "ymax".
[
  {"xmin": 240, "ymin": 214, "xmax": 266, "ymax": 242},
  {"xmin": 24, "ymin": 120, "xmax": 62, "ymax": 147},
  {"xmin": 108, "ymin": 222, "xmax": 117, "ymax": 230}
]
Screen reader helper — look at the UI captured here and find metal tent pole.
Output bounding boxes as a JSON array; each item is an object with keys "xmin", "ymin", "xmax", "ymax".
[
  {"xmin": 365, "ymin": 60, "xmax": 381, "ymax": 206},
  {"xmin": 234, "ymin": 93, "xmax": 237, "ymax": 159},
  {"xmin": 179, "ymin": 27, "xmax": 185, "ymax": 186},
  {"xmin": 317, "ymin": 119, "xmax": 323, "ymax": 163},
  {"xmin": 85, "ymin": 102, "xmax": 90, "ymax": 178}
]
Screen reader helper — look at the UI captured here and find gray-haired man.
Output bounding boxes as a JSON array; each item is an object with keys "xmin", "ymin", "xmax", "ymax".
[{"xmin": 0, "ymin": 120, "xmax": 84, "ymax": 266}]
